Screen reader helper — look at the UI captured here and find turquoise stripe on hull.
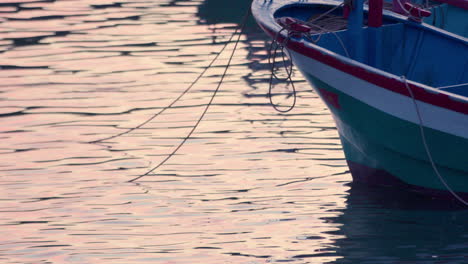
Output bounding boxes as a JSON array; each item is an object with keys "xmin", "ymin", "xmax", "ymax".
[{"xmin": 303, "ymin": 73, "xmax": 468, "ymax": 192}]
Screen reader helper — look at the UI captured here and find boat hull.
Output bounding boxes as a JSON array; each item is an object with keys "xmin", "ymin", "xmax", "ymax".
[
  {"xmin": 252, "ymin": 0, "xmax": 468, "ymax": 199},
  {"xmin": 344, "ymin": 141, "xmax": 468, "ymax": 200},
  {"xmin": 294, "ymin": 53, "xmax": 468, "ymax": 197}
]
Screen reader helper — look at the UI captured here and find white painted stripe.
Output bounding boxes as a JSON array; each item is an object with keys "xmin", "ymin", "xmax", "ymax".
[{"xmin": 290, "ymin": 50, "xmax": 468, "ymax": 139}]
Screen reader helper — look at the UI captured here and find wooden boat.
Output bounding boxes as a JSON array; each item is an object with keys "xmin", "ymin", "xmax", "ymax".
[
  {"xmin": 385, "ymin": 0, "xmax": 468, "ymax": 37},
  {"xmin": 252, "ymin": 0, "xmax": 468, "ymax": 200}
]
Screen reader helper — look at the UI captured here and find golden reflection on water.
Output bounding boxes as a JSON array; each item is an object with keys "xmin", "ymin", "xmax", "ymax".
[{"xmin": 0, "ymin": 0, "xmax": 352, "ymax": 263}]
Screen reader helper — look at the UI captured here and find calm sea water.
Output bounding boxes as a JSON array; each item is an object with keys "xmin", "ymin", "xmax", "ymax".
[{"xmin": 1, "ymin": 0, "xmax": 468, "ymax": 263}]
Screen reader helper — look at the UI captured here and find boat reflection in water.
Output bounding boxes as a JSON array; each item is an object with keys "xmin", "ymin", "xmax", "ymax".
[
  {"xmin": 197, "ymin": 0, "xmax": 253, "ymax": 26},
  {"xmin": 196, "ymin": 0, "xmax": 468, "ymax": 263},
  {"xmin": 196, "ymin": 0, "xmax": 290, "ymax": 94},
  {"xmin": 321, "ymin": 184, "xmax": 468, "ymax": 263}
]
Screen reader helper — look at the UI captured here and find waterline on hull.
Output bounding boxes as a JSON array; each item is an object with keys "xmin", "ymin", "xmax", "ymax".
[{"xmin": 347, "ymin": 160, "xmax": 468, "ymax": 201}]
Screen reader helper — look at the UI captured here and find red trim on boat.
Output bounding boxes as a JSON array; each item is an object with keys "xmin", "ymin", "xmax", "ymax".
[
  {"xmin": 258, "ymin": 23, "xmax": 468, "ymax": 115},
  {"xmin": 404, "ymin": 2, "xmax": 432, "ymax": 21},
  {"xmin": 318, "ymin": 87, "xmax": 341, "ymax": 109}
]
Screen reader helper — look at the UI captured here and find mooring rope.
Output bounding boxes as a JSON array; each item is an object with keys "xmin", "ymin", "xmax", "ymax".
[
  {"xmin": 402, "ymin": 76, "xmax": 468, "ymax": 205},
  {"xmin": 267, "ymin": 3, "xmax": 348, "ymax": 113},
  {"xmin": 268, "ymin": 28, "xmax": 297, "ymax": 113},
  {"xmin": 128, "ymin": 9, "xmax": 250, "ymax": 182},
  {"xmin": 89, "ymin": 11, "xmax": 251, "ymax": 144}
]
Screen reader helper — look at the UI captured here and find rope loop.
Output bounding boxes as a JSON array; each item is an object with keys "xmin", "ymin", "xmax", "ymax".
[
  {"xmin": 267, "ymin": 28, "xmax": 297, "ymax": 113},
  {"xmin": 266, "ymin": 4, "xmax": 348, "ymax": 114}
]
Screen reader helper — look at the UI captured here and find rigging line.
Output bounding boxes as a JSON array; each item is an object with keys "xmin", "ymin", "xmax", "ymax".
[
  {"xmin": 402, "ymin": 76, "xmax": 468, "ymax": 206},
  {"xmin": 306, "ymin": 2, "xmax": 344, "ymax": 25},
  {"xmin": 436, "ymin": 82, "xmax": 468, "ymax": 90},
  {"xmin": 128, "ymin": 10, "xmax": 250, "ymax": 183},
  {"xmin": 88, "ymin": 11, "xmax": 251, "ymax": 144},
  {"xmin": 305, "ymin": 23, "xmax": 350, "ymax": 58}
]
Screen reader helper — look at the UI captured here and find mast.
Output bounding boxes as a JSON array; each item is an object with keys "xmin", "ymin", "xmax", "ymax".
[
  {"xmin": 347, "ymin": 0, "xmax": 384, "ymax": 66},
  {"xmin": 368, "ymin": 0, "xmax": 383, "ymax": 27},
  {"xmin": 347, "ymin": 0, "xmax": 365, "ymax": 61},
  {"xmin": 368, "ymin": 0, "xmax": 383, "ymax": 68}
]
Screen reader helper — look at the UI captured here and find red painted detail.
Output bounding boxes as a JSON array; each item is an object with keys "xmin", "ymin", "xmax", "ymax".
[
  {"xmin": 257, "ymin": 23, "xmax": 468, "ymax": 115},
  {"xmin": 318, "ymin": 88, "xmax": 341, "ymax": 109},
  {"xmin": 404, "ymin": 2, "xmax": 431, "ymax": 21},
  {"xmin": 276, "ymin": 17, "xmax": 296, "ymax": 28},
  {"xmin": 276, "ymin": 17, "xmax": 312, "ymax": 33},
  {"xmin": 343, "ymin": 5, "xmax": 351, "ymax": 18},
  {"xmin": 368, "ymin": 0, "xmax": 383, "ymax": 27}
]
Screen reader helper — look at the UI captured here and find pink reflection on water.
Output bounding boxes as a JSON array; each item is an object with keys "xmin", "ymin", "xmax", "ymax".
[{"xmin": 0, "ymin": 0, "xmax": 349, "ymax": 263}]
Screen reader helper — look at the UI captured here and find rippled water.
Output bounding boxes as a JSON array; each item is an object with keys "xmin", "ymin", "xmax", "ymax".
[{"xmin": 1, "ymin": 0, "xmax": 468, "ymax": 263}]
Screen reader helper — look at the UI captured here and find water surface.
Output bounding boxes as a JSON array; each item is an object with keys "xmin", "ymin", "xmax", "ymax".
[{"xmin": 1, "ymin": 0, "xmax": 467, "ymax": 263}]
